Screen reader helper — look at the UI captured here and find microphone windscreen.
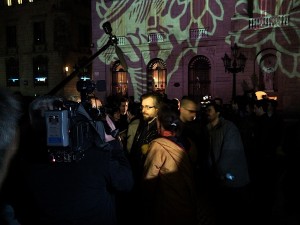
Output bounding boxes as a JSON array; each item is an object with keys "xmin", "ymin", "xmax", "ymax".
[{"xmin": 103, "ymin": 21, "xmax": 112, "ymax": 34}]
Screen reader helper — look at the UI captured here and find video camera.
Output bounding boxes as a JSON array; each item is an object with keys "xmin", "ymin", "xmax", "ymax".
[
  {"xmin": 44, "ymin": 79, "xmax": 107, "ymax": 163},
  {"xmin": 43, "ymin": 21, "xmax": 127, "ymax": 163}
]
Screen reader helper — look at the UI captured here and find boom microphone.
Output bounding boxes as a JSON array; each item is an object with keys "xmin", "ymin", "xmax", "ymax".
[
  {"xmin": 102, "ymin": 22, "xmax": 128, "ymax": 71},
  {"xmin": 47, "ymin": 21, "xmax": 127, "ymax": 96},
  {"xmin": 103, "ymin": 21, "xmax": 113, "ymax": 35}
]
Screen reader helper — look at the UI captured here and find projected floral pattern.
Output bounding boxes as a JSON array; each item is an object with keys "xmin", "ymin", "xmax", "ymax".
[
  {"xmin": 95, "ymin": 0, "xmax": 300, "ymax": 100},
  {"xmin": 228, "ymin": 0, "xmax": 300, "ymax": 78},
  {"xmin": 95, "ymin": 0, "xmax": 224, "ymax": 99}
]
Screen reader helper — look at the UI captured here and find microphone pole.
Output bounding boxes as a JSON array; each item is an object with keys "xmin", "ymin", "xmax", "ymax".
[
  {"xmin": 48, "ymin": 32, "xmax": 116, "ymax": 96},
  {"xmin": 48, "ymin": 21, "xmax": 127, "ymax": 96},
  {"xmin": 103, "ymin": 21, "xmax": 128, "ymax": 70}
]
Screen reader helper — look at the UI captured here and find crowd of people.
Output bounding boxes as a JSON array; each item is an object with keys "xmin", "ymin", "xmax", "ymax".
[{"xmin": 0, "ymin": 87, "xmax": 299, "ymax": 225}]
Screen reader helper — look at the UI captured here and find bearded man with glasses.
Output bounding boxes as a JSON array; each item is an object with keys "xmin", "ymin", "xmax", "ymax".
[
  {"xmin": 124, "ymin": 92, "xmax": 162, "ymax": 224},
  {"xmin": 130, "ymin": 92, "xmax": 162, "ymax": 180}
]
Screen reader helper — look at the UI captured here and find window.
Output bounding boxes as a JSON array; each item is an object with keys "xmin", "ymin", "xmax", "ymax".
[
  {"xmin": 33, "ymin": 21, "xmax": 45, "ymax": 45},
  {"xmin": 258, "ymin": 53, "xmax": 278, "ymax": 92},
  {"xmin": 112, "ymin": 61, "xmax": 128, "ymax": 96},
  {"xmin": 147, "ymin": 58, "xmax": 167, "ymax": 94},
  {"xmin": 258, "ymin": 0, "xmax": 279, "ymax": 16},
  {"xmin": 54, "ymin": 18, "xmax": 68, "ymax": 50},
  {"xmin": 188, "ymin": 55, "xmax": 211, "ymax": 102},
  {"xmin": 247, "ymin": 0, "xmax": 253, "ymax": 17},
  {"xmin": 152, "ymin": 67, "xmax": 166, "ymax": 92},
  {"xmin": 6, "ymin": 25, "xmax": 17, "ymax": 48},
  {"xmin": 78, "ymin": 24, "xmax": 90, "ymax": 48},
  {"xmin": 77, "ymin": 56, "xmax": 92, "ymax": 78},
  {"xmin": 6, "ymin": 58, "xmax": 20, "ymax": 87},
  {"xmin": 33, "ymin": 55, "xmax": 48, "ymax": 86}
]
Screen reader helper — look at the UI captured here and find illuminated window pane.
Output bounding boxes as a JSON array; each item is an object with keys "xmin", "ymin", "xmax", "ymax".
[
  {"xmin": 112, "ymin": 61, "xmax": 128, "ymax": 96},
  {"xmin": 147, "ymin": 59, "xmax": 167, "ymax": 94},
  {"xmin": 33, "ymin": 56, "xmax": 48, "ymax": 86},
  {"xmin": 6, "ymin": 57, "xmax": 20, "ymax": 87},
  {"xmin": 153, "ymin": 68, "xmax": 166, "ymax": 93}
]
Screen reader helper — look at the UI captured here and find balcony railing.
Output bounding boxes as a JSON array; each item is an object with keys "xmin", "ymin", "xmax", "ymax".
[
  {"xmin": 249, "ymin": 14, "xmax": 289, "ymax": 30},
  {"xmin": 148, "ymin": 33, "xmax": 164, "ymax": 43},
  {"xmin": 117, "ymin": 36, "xmax": 126, "ymax": 46},
  {"xmin": 190, "ymin": 28, "xmax": 208, "ymax": 39}
]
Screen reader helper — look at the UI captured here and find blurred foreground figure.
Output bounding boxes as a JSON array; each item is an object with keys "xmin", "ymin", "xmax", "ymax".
[
  {"xmin": 0, "ymin": 88, "xmax": 22, "ymax": 225},
  {"xmin": 14, "ymin": 95, "xmax": 134, "ymax": 225},
  {"xmin": 0, "ymin": 88, "xmax": 21, "ymax": 188}
]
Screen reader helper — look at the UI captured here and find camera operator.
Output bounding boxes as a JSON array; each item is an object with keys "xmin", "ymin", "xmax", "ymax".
[{"xmin": 14, "ymin": 95, "xmax": 134, "ymax": 225}]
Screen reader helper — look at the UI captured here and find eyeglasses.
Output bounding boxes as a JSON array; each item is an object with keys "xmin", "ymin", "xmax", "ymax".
[
  {"xmin": 183, "ymin": 107, "xmax": 197, "ymax": 113},
  {"xmin": 141, "ymin": 105, "xmax": 156, "ymax": 110}
]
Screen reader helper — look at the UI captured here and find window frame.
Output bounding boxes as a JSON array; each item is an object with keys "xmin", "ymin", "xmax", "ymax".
[
  {"xmin": 33, "ymin": 55, "xmax": 48, "ymax": 86},
  {"xmin": 6, "ymin": 57, "xmax": 20, "ymax": 87},
  {"xmin": 112, "ymin": 60, "xmax": 128, "ymax": 96}
]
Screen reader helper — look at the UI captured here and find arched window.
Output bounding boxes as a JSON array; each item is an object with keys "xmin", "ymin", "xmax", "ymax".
[
  {"xmin": 147, "ymin": 58, "xmax": 167, "ymax": 94},
  {"xmin": 259, "ymin": 53, "xmax": 278, "ymax": 92},
  {"xmin": 6, "ymin": 57, "xmax": 19, "ymax": 87},
  {"xmin": 188, "ymin": 55, "xmax": 211, "ymax": 102},
  {"xmin": 112, "ymin": 60, "xmax": 128, "ymax": 96}
]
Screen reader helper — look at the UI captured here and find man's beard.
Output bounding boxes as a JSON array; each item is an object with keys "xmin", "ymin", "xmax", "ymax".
[{"xmin": 143, "ymin": 114, "xmax": 154, "ymax": 122}]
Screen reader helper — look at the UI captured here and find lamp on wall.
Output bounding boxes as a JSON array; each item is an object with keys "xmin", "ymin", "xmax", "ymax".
[
  {"xmin": 222, "ymin": 43, "xmax": 247, "ymax": 99},
  {"xmin": 64, "ymin": 66, "xmax": 69, "ymax": 76}
]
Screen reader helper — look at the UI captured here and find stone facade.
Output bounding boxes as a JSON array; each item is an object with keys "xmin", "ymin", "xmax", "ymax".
[
  {"xmin": 0, "ymin": 0, "xmax": 91, "ymax": 100},
  {"xmin": 91, "ymin": 0, "xmax": 300, "ymax": 114},
  {"xmin": 0, "ymin": 0, "xmax": 299, "ymax": 114}
]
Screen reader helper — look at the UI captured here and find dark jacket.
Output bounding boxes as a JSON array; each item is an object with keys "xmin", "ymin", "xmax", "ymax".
[
  {"xmin": 129, "ymin": 118, "xmax": 159, "ymax": 181},
  {"xmin": 204, "ymin": 117, "xmax": 250, "ymax": 188},
  {"xmin": 17, "ymin": 139, "xmax": 134, "ymax": 225}
]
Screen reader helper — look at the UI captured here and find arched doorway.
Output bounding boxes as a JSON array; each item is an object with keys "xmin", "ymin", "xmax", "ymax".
[
  {"xmin": 112, "ymin": 60, "xmax": 128, "ymax": 96},
  {"xmin": 258, "ymin": 53, "xmax": 278, "ymax": 93},
  {"xmin": 147, "ymin": 58, "xmax": 167, "ymax": 94},
  {"xmin": 188, "ymin": 55, "xmax": 211, "ymax": 102}
]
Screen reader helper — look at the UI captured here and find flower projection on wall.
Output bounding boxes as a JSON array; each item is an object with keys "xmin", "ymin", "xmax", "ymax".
[
  {"xmin": 228, "ymin": 0, "xmax": 300, "ymax": 78},
  {"xmin": 95, "ymin": 0, "xmax": 224, "ymax": 100},
  {"xmin": 94, "ymin": 0, "xmax": 300, "ymax": 100}
]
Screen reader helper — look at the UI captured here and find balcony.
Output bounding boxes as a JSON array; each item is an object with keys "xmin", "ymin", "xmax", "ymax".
[
  {"xmin": 190, "ymin": 28, "xmax": 208, "ymax": 40},
  {"xmin": 148, "ymin": 33, "xmax": 164, "ymax": 43},
  {"xmin": 117, "ymin": 36, "xmax": 126, "ymax": 46},
  {"xmin": 249, "ymin": 14, "xmax": 289, "ymax": 30}
]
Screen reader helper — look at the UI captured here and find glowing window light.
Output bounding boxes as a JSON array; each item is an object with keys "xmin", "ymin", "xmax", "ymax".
[
  {"xmin": 8, "ymin": 78, "xmax": 19, "ymax": 82},
  {"xmin": 18, "ymin": 0, "xmax": 22, "ymax": 4},
  {"xmin": 80, "ymin": 76, "xmax": 90, "ymax": 81},
  {"xmin": 7, "ymin": 0, "xmax": 12, "ymax": 6},
  {"xmin": 35, "ymin": 77, "xmax": 47, "ymax": 82},
  {"xmin": 255, "ymin": 91, "xmax": 267, "ymax": 100}
]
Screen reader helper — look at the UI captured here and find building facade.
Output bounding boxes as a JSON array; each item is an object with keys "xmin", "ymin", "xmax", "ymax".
[
  {"xmin": 0, "ymin": 0, "xmax": 300, "ymax": 114},
  {"xmin": 0, "ymin": 0, "xmax": 91, "ymax": 100},
  {"xmin": 91, "ymin": 0, "xmax": 300, "ymax": 114}
]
